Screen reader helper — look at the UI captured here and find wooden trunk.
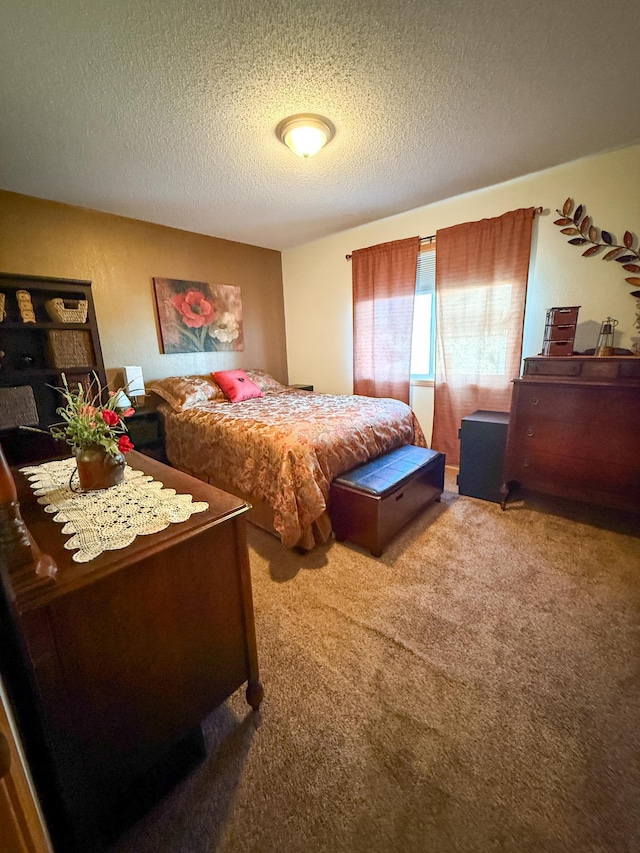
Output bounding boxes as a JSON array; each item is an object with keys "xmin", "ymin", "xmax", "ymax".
[{"xmin": 329, "ymin": 447, "xmax": 445, "ymax": 557}]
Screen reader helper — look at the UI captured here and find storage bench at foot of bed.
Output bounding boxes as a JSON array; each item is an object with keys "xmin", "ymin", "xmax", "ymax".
[{"xmin": 328, "ymin": 445, "xmax": 445, "ymax": 557}]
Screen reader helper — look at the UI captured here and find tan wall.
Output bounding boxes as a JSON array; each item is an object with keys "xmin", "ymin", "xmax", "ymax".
[
  {"xmin": 0, "ymin": 191, "xmax": 287, "ymax": 387},
  {"xmin": 282, "ymin": 143, "xmax": 640, "ymax": 442}
]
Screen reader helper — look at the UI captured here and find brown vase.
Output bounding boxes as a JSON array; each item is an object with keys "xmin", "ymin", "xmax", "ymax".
[{"xmin": 74, "ymin": 446, "xmax": 126, "ymax": 491}]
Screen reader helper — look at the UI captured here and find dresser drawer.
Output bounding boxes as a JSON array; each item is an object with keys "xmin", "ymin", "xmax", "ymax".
[
  {"xmin": 508, "ymin": 448, "xmax": 640, "ymax": 511},
  {"xmin": 524, "ymin": 356, "xmax": 640, "ymax": 381},
  {"xmin": 509, "ymin": 418, "xmax": 636, "ymax": 465},
  {"xmin": 524, "ymin": 359, "xmax": 582, "ymax": 377},
  {"xmin": 580, "ymin": 360, "xmax": 627, "ymax": 381},
  {"xmin": 620, "ymin": 359, "xmax": 640, "ymax": 379},
  {"xmin": 513, "ymin": 385, "xmax": 640, "ymax": 429},
  {"xmin": 547, "ymin": 324, "xmax": 576, "ymax": 342},
  {"xmin": 547, "ymin": 306, "xmax": 580, "ymax": 325},
  {"xmin": 542, "ymin": 340, "xmax": 574, "ymax": 356}
]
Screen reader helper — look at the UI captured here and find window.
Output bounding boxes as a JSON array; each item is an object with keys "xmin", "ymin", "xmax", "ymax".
[
  {"xmin": 410, "ymin": 246, "xmax": 436, "ymax": 382},
  {"xmin": 439, "ymin": 281, "xmax": 512, "ymax": 376}
]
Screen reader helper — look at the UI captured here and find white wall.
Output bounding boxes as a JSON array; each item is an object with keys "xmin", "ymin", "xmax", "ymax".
[{"xmin": 282, "ymin": 143, "xmax": 640, "ymax": 441}]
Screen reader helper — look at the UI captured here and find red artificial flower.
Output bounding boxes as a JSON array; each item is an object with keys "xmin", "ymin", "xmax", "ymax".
[
  {"xmin": 117, "ymin": 435, "xmax": 134, "ymax": 454},
  {"xmin": 171, "ymin": 290, "xmax": 216, "ymax": 328},
  {"xmin": 122, "ymin": 407, "xmax": 135, "ymax": 418},
  {"xmin": 80, "ymin": 405, "xmax": 97, "ymax": 416},
  {"xmin": 101, "ymin": 409, "xmax": 120, "ymax": 426}
]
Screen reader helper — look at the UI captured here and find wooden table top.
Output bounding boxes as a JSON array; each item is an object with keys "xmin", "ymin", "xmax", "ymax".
[{"xmin": 13, "ymin": 451, "xmax": 250, "ymax": 611}]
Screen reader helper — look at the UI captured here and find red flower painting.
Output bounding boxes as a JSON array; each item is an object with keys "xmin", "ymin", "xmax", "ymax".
[
  {"xmin": 153, "ymin": 278, "xmax": 244, "ymax": 353},
  {"xmin": 170, "ymin": 290, "xmax": 216, "ymax": 329}
]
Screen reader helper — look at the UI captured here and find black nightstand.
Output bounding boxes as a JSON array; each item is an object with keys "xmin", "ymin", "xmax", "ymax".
[
  {"xmin": 290, "ymin": 384, "xmax": 314, "ymax": 391},
  {"xmin": 125, "ymin": 408, "xmax": 166, "ymax": 463},
  {"xmin": 457, "ymin": 410, "xmax": 509, "ymax": 503}
]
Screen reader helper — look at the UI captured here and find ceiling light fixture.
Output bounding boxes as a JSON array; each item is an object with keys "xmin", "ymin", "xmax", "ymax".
[{"xmin": 276, "ymin": 114, "xmax": 335, "ymax": 158}]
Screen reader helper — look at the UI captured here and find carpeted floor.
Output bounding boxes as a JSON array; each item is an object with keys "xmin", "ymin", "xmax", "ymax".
[{"xmin": 112, "ymin": 475, "xmax": 640, "ymax": 853}]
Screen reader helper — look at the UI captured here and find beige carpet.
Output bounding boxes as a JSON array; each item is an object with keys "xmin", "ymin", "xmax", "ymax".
[{"xmin": 113, "ymin": 476, "xmax": 640, "ymax": 853}]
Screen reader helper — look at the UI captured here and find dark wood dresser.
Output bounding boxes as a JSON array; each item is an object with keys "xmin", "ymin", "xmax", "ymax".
[
  {"xmin": 6, "ymin": 452, "xmax": 263, "ymax": 851},
  {"xmin": 501, "ymin": 356, "xmax": 640, "ymax": 514}
]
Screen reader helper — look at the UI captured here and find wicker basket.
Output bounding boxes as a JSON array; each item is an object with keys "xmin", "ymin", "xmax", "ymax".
[
  {"xmin": 45, "ymin": 297, "xmax": 89, "ymax": 324},
  {"xmin": 47, "ymin": 329, "xmax": 95, "ymax": 369},
  {"xmin": 0, "ymin": 385, "xmax": 39, "ymax": 429}
]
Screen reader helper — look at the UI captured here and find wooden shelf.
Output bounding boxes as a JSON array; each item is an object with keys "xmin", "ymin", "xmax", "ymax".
[
  {"xmin": 0, "ymin": 273, "xmax": 106, "ymax": 465},
  {"xmin": 0, "ymin": 321, "xmax": 91, "ymax": 331}
]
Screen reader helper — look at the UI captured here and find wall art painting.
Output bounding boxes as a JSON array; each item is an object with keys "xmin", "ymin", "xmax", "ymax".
[{"xmin": 153, "ymin": 278, "xmax": 244, "ymax": 353}]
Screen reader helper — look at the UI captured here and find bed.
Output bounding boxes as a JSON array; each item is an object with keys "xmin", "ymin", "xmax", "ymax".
[{"xmin": 147, "ymin": 370, "xmax": 426, "ymax": 550}]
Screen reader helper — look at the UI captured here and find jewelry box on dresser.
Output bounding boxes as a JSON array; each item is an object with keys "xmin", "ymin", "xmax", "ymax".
[{"xmin": 501, "ymin": 356, "xmax": 640, "ymax": 514}]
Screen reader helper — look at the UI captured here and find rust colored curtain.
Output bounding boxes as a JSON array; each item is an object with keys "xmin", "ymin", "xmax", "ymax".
[
  {"xmin": 352, "ymin": 236, "xmax": 420, "ymax": 404},
  {"xmin": 432, "ymin": 208, "xmax": 535, "ymax": 465}
]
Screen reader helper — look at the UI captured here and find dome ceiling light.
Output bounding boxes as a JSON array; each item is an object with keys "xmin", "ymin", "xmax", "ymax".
[{"xmin": 276, "ymin": 114, "xmax": 335, "ymax": 158}]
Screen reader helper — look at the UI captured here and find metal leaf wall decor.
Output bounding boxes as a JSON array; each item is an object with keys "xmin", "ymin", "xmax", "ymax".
[{"xmin": 553, "ymin": 198, "xmax": 640, "ymax": 296}]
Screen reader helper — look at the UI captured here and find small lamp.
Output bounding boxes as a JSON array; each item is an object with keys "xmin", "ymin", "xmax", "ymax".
[
  {"xmin": 123, "ymin": 365, "xmax": 145, "ymax": 406},
  {"xmin": 276, "ymin": 114, "xmax": 335, "ymax": 158},
  {"xmin": 595, "ymin": 317, "xmax": 618, "ymax": 357},
  {"xmin": 113, "ymin": 390, "xmax": 132, "ymax": 411}
]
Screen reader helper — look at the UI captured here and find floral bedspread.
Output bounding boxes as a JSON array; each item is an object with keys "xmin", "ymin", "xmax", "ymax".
[{"xmin": 161, "ymin": 389, "xmax": 426, "ymax": 549}]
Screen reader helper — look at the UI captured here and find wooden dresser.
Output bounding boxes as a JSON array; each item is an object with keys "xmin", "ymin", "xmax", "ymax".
[
  {"xmin": 6, "ymin": 452, "xmax": 263, "ymax": 851},
  {"xmin": 501, "ymin": 356, "xmax": 640, "ymax": 514}
]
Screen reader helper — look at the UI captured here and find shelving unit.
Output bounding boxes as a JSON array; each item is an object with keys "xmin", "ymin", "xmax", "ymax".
[
  {"xmin": 541, "ymin": 305, "xmax": 580, "ymax": 356},
  {"xmin": 0, "ymin": 273, "xmax": 106, "ymax": 464}
]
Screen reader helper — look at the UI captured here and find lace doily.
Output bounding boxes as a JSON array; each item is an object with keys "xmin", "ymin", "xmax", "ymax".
[{"xmin": 21, "ymin": 457, "xmax": 209, "ymax": 563}]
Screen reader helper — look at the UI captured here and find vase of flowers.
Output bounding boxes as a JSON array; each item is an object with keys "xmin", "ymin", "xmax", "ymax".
[
  {"xmin": 47, "ymin": 373, "xmax": 136, "ymax": 491},
  {"xmin": 74, "ymin": 444, "xmax": 126, "ymax": 490}
]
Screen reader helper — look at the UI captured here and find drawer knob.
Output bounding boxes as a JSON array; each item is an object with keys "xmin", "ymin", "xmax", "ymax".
[
  {"xmin": 531, "ymin": 397, "xmax": 539, "ymax": 406},
  {"xmin": 523, "ymin": 459, "xmax": 530, "ymax": 467},
  {"xmin": 527, "ymin": 428, "xmax": 535, "ymax": 437}
]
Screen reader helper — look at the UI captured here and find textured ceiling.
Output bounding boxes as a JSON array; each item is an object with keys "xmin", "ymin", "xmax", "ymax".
[{"xmin": 1, "ymin": 0, "xmax": 639, "ymax": 251}]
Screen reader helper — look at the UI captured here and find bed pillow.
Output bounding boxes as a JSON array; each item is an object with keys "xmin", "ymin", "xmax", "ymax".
[
  {"xmin": 146, "ymin": 375, "xmax": 225, "ymax": 411},
  {"xmin": 212, "ymin": 369, "xmax": 263, "ymax": 403},
  {"xmin": 245, "ymin": 369, "xmax": 288, "ymax": 393}
]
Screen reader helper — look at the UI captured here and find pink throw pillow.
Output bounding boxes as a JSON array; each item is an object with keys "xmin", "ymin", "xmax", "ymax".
[{"xmin": 212, "ymin": 369, "xmax": 263, "ymax": 403}]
